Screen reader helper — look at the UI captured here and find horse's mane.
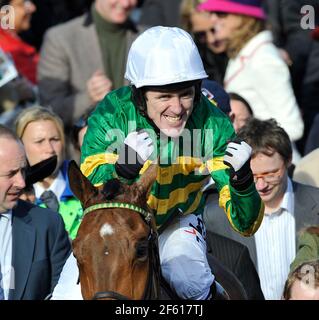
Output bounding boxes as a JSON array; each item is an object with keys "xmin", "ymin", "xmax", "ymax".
[
  {"xmin": 101, "ymin": 178, "xmax": 144, "ymax": 205},
  {"xmin": 102, "ymin": 179, "xmax": 123, "ymax": 200}
]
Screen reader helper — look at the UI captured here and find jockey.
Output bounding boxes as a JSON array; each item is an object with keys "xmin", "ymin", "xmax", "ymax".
[{"xmin": 53, "ymin": 26, "xmax": 264, "ymax": 300}]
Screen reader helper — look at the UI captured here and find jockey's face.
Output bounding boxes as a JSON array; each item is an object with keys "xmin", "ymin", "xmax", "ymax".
[
  {"xmin": 145, "ymin": 86, "xmax": 195, "ymax": 138},
  {"xmin": 95, "ymin": 0, "xmax": 137, "ymax": 24}
]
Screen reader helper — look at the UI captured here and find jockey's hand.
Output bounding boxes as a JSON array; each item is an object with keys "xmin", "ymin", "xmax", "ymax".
[
  {"xmin": 223, "ymin": 140, "xmax": 253, "ymax": 191},
  {"xmin": 115, "ymin": 130, "xmax": 154, "ymax": 179},
  {"xmin": 124, "ymin": 130, "xmax": 154, "ymax": 162}
]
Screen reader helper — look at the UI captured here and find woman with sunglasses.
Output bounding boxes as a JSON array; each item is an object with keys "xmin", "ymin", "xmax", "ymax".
[
  {"xmin": 180, "ymin": 0, "xmax": 228, "ymax": 84},
  {"xmin": 198, "ymin": 0, "xmax": 304, "ymax": 164}
]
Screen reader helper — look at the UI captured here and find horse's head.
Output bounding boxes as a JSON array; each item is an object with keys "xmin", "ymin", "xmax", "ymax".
[{"xmin": 68, "ymin": 161, "xmax": 159, "ymax": 300}]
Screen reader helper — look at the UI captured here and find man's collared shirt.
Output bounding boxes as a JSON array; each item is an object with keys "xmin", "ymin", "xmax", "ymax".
[
  {"xmin": 255, "ymin": 178, "xmax": 296, "ymax": 300},
  {"xmin": 34, "ymin": 170, "xmax": 66, "ymax": 201},
  {"xmin": 0, "ymin": 210, "xmax": 13, "ymax": 300}
]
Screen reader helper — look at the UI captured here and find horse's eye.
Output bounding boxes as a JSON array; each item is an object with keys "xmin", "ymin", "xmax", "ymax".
[{"xmin": 136, "ymin": 240, "xmax": 149, "ymax": 260}]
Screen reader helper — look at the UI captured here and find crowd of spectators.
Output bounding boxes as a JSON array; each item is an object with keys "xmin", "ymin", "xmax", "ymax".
[{"xmin": 0, "ymin": 0, "xmax": 318, "ymax": 300}]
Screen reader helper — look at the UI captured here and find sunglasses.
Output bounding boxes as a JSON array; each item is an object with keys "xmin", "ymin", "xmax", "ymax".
[
  {"xmin": 214, "ymin": 12, "xmax": 229, "ymax": 18},
  {"xmin": 253, "ymin": 168, "xmax": 283, "ymax": 184}
]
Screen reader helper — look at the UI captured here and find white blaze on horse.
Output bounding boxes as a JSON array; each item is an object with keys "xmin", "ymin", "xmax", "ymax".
[
  {"xmin": 67, "ymin": 161, "xmax": 247, "ymax": 300},
  {"xmin": 69, "ymin": 161, "xmax": 160, "ymax": 300}
]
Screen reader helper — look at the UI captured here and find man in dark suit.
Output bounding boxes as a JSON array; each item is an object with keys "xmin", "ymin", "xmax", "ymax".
[
  {"xmin": 0, "ymin": 125, "xmax": 71, "ymax": 300},
  {"xmin": 206, "ymin": 231, "xmax": 264, "ymax": 300},
  {"xmin": 204, "ymin": 118, "xmax": 319, "ymax": 299}
]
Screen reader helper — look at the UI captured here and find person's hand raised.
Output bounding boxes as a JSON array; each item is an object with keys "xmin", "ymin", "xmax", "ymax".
[{"xmin": 87, "ymin": 70, "xmax": 112, "ymax": 104}]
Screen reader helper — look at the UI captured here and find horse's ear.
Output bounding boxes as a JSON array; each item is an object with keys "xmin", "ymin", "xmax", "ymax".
[
  {"xmin": 68, "ymin": 160, "xmax": 97, "ymax": 203},
  {"xmin": 135, "ymin": 163, "xmax": 157, "ymax": 198}
]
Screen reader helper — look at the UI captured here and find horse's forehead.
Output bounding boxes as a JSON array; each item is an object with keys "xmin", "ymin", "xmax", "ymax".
[
  {"xmin": 78, "ymin": 208, "xmax": 148, "ymax": 244},
  {"xmin": 99, "ymin": 223, "xmax": 114, "ymax": 238}
]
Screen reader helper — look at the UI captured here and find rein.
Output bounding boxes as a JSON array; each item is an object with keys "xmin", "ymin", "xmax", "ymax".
[{"xmin": 84, "ymin": 202, "xmax": 160, "ymax": 300}]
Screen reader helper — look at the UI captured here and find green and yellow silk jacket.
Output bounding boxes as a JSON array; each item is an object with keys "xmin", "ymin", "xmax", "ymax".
[{"xmin": 81, "ymin": 86, "xmax": 264, "ymax": 236}]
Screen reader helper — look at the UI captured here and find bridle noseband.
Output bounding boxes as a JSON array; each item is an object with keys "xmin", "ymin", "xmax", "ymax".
[{"xmin": 81, "ymin": 202, "xmax": 160, "ymax": 300}]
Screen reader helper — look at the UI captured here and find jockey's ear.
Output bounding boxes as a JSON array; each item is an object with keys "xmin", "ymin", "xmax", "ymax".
[
  {"xmin": 68, "ymin": 160, "xmax": 97, "ymax": 204},
  {"xmin": 135, "ymin": 162, "xmax": 157, "ymax": 199}
]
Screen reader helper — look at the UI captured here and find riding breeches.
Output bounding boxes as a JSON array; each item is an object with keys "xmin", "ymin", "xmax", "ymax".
[{"xmin": 158, "ymin": 214, "xmax": 214, "ymax": 300}]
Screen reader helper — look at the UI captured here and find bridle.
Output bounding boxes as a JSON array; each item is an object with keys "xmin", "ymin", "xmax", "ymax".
[{"xmin": 80, "ymin": 202, "xmax": 161, "ymax": 300}]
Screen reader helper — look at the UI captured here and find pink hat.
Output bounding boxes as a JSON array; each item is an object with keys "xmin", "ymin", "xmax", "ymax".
[{"xmin": 197, "ymin": 0, "xmax": 266, "ymax": 20}]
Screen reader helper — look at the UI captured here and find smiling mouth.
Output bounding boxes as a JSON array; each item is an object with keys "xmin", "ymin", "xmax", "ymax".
[
  {"xmin": 163, "ymin": 115, "xmax": 183, "ymax": 123},
  {"xmin": 259, "ymin": 189, "xmax": 272, "ymax": 196},
  {"xmin": 115, "ymin": 6, "xmax": 129, "ymax": 14},
  {"xmin": 7, "ymin": 192, "xmax": 21, "ymax": 199}
]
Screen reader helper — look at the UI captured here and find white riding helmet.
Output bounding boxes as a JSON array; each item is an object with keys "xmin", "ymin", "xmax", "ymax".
[{"xmin": 125, "ymin": 26, "xmax": 208, "ymax": 88}]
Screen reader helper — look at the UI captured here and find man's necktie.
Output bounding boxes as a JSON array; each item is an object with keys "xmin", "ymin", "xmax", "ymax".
[{"xmin": 40, "ymin": 190, "xmax": 59, "ymax": 212}]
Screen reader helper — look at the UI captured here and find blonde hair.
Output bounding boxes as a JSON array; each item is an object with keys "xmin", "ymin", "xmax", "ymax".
[
  {"xmin": 15, "ymin": 106, "xmax": 65, "ymax": 150},
  {"xmin": 227, "ymin": 16, "xmax": 265, "ymax": 58},
  {"xmin": 180, "ymin": 0, "xmax": 206, "ymax": 32}
]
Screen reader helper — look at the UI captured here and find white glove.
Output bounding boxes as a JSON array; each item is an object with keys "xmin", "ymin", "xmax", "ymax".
[
  {"xmin": 124, "ymin": 130, "xmax": 154, "ymax": 162},
  {"xmin": 223, "ymin": 141, "xmax": 252, "ymax": 172}
]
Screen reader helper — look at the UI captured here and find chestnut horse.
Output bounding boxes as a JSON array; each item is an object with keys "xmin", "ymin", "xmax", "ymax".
[{"xmin": 68, "ymin": 161, "xmax": 247, "ymax": 300}]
